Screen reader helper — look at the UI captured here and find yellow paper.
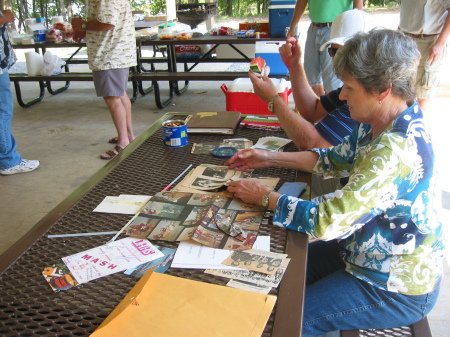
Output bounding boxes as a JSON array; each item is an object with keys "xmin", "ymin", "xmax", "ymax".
[{"xmin": 91, "ymin": 269, "xmax": 276, "ymax": 337}]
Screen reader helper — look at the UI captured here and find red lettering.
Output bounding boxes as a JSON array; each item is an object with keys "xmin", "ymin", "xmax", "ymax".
[
  {"xmin": 176, "ymin": 45, "xmax": 201, "ymax": 53},
  {"xmin": 107, "ymin": 264, "xmax": 117, "ymax": 270},
  {"xmin": 91, "ymin": 258, "xmax": 99, "ymax": 263},
  {"xmin": 100, "ymin": 261, "xmax": 107, "ymax": 266},
  {"xmin": 81, "ymin": 254, "xmax": 92, "ymax": 260},
  {"xmin": 132, "ymin": 240, "xmax": 155, "ymax": 255}
]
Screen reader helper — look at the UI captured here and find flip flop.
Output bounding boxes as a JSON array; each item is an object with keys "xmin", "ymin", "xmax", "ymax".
[
  {"xmin": 100, "ymin": 145, "xmax": 123, "ymax": 160},
  {"xmin": 108, "ymin": 137, "xmax": 119, "ymax": 144}
]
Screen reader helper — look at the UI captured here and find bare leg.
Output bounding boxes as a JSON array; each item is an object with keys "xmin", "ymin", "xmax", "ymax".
[
  {"xmin": 101, "ymin": 93, "xmax": 135, "ymax": 159},
  {"xmin": 311, "ymin": 84, "xmax": 325, "ymax": 97},
  {"xmin": 120, "ymin": 92, "xmax": 135, "ymax": 143}
]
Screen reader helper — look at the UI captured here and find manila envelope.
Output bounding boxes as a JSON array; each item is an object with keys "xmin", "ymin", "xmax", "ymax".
[{"xmin": 91, "ymin": 268, "xmax": 277, "ymax": 337}]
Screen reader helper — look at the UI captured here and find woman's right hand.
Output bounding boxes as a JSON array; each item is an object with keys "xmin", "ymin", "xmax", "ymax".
[
  {"xmin": 279, "ymin": 37, "xmax": 302, "ymax": 70},
  {"xmin": 248, "ymin": 70, "xmax": 278, "ymax": 103},
  {"xmin": 225, "ymin": 148, "xmax": 271, "ymax": 171}
]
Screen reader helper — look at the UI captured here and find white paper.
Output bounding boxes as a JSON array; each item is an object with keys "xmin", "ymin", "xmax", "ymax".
[
  {"xmin": 62, "ymin": 237, "xmax": 163, "ymax": 284},
  {"xmin": 171, "ymin": 236, "xmax": 270, "ymax": 270},
  {"xmin": 93, "ymin": 194, "xmax": 152, "ymax": 214}
]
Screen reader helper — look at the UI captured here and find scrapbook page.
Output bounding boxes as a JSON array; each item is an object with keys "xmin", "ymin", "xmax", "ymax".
[{"xmin": 123, "ymin": 191, "xmax": 268, "ymax": 250}]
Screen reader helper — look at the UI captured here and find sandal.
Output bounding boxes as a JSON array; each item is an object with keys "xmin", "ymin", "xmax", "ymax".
[
  {"xmin": 108, "ymin": 137, "xmax": 119, "ymax": 144},
  {"xmin": 100, "ymin": 145, "xmax": 123, "ymax": 160}
]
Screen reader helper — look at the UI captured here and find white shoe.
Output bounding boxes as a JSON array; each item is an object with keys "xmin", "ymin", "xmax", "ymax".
[{"xmin": 1, "ymin": 159, "xmax": 40, "ymax": 175}]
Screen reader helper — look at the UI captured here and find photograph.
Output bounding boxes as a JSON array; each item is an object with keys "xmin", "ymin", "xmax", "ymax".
[
  {"xmin": 142, "ymin": 201, "xmax": 185, "ymax": 219},
  {"xmin": 125, "ymin": 217, "xmax": 159, "ymax": 238}
]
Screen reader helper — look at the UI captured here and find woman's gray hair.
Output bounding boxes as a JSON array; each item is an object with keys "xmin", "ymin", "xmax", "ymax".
[{"xmin": 333, "ymin": 29, "xmax": 420, "ymax": 101}]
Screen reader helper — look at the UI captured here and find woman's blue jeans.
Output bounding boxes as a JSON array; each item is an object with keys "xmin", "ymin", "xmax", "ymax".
[
  {"xmin": 0, "ymin": 72, "xmax": 22, "ymax": 170},
  {"xmin": 302, "ymin": 240, "xmax": 440, "ymax": 337}
]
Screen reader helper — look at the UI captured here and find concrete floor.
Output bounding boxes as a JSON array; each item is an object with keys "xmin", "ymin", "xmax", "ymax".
[{"xmin": 2, "ymin": 10, "xmax": 450, "ymax": 336}]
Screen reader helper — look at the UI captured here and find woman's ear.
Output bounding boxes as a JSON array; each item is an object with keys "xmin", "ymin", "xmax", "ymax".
[{"xmin": 378, "ymin": 82, "xmax": 393, "ymax": 102}]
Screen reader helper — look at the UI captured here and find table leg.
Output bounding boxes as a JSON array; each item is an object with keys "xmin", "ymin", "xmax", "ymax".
[
  {"xmin": 13, "ymin": 81, "xmax": 46, "ymax": 108},
  {"xmin": 168, "ymin": 44, "xmax": 189, "ymax": 96}
]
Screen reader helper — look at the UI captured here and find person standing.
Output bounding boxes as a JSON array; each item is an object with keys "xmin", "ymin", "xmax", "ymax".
[
  {"xmin": 72, "ymin": 0, "xmax": 137, "ymax": 159},
  {"xmin": 398, "ymin": 0, "xmax": 450, "ymax": 111},
  {"xmin": 286, "ymin": 0, "xmax": 363, "ymax": 96},
  {"xmin": 0, "ymin": 9, "xmax": 40, "ymax": 175}
]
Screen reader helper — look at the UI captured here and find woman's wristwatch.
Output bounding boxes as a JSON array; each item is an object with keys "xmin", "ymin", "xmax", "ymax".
[
  {"xmin": 268, "ymin": 95, "xmax": 281, "ymax": 112},
  {"xmin": 261, "ymin": 191, "xmax": 272, "ymax": 207}
]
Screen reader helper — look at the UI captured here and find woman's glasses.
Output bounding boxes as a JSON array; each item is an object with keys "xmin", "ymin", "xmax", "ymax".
[{"xmin": 328, "ymin": 47, "xmax": 338, "ymax": 58}]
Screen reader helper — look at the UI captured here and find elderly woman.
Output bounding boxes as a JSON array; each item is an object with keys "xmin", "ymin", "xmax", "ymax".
[{"xmin": 226, "ymin": 29, "xmax": 445, "ymax": 336}]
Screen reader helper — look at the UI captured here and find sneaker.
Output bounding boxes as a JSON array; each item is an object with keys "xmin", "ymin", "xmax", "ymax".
[{"xmin": 1, "ymin": 159, "xmax": 40, "ymax": 175}]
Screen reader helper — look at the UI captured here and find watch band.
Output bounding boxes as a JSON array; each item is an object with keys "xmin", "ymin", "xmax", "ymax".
[
  {"xmin": 261, "ymin": 191, "xmax": 272, "ymax": 207},
  {"xmin": 268, "ymin": 94, "xmax": 281, "ymax": 112}
]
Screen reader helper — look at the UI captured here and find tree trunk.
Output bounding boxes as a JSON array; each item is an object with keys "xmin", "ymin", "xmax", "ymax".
[
  {"xmin": 66, "ymin": 0, "xmax": 73, "ymax": 20},
  {"xmin": 226, "ymin": 0, "xmax": 232, "ymax": 16}
]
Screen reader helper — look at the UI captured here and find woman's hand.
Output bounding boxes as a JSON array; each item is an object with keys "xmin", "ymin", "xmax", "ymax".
[
  {"xmin": 248, "ymin": 70, "xmax": 279, "ymax": 103},
  {"xmin": 1, "ymin": 10, "xmax": 15, "ymax": 26},
  {"xmin": 279, "ymin": 37, "xmax": 302, "ymax": 70},
  {"xmin": 225, "ymin": 148, "xmax": 271, "ymax": 171},
  {"xmin": 227, "ymin": 179, "xmax": 270, "ymax": 205}
]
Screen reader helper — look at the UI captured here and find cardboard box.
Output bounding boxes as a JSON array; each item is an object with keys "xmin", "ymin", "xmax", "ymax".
[
  {"xmin": 221, "ymin": 78, "xmax": 291, "ymax": 115},
  {"xmin": 268, "ymin": 0, "xmax": 297, "ymax": 38},
  {"xmin": 239, "ymin": 22, "xmax": 270, "ymax": 33},
  {"xmin": 255, "ymin": 40, "xmax": 289, "ymax": 75}
]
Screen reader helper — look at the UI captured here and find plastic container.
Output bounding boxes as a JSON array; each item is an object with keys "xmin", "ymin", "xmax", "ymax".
[
  {"xmin": 255, "ymin": 40, "xmax": 289, "ymax": 75},
  {"xmin": 221, "ymin": 78, "xmax": 292, "ymax": 115},
  {"xmin": 268, "ymin": 0, "xmax": 297, "ymax": 38},
  {"xmin": 176, "ymin": 31, "xmax": 192, "ymax": 40},
  {"xmin": 33, "ymin": 30, "xmax": 47, "ymax": 43}
]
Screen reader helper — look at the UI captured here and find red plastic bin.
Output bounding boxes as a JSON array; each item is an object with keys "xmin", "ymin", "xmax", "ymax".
[{"xmin": 221, "ymin": 78, "xmax": 291, "ymax": 115}]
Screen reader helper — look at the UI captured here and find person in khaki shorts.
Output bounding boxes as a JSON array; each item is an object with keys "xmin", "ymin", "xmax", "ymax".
[{"xmin": 398, "ymin": 0, "xmax": 450, "ymax": 110}]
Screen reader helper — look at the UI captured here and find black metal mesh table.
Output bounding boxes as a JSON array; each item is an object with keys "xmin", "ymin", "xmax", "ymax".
[{"xmin": 0, "ymin": 113, "xmax": 310, "ymax": 337}]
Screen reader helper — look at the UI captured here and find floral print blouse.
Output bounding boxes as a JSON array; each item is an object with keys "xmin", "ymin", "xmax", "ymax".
[
  {"xmin": 273, "ymin": 103, "xmax": 445, "ymax": 295},
  {"xmin": 85, "ymin": 0, "xmax": 136, "ymax": 71}
]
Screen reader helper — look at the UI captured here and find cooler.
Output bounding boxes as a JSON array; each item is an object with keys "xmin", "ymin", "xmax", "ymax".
[
  {"xmin": 269, "ymin": 0, "xmax": 297, "ymax": 38},
  {"xmin": 255, "ymin": 40, "xmax": 288, "ymax": 75},
  {"xmin": 221, "ymin": 78, "xmax": 292, "ymax": 115}
]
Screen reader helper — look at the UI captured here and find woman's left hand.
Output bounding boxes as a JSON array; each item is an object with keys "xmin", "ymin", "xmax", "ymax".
[{"xmin": 227, "ymin": 179, "xmax": 270, "ymax": 205}]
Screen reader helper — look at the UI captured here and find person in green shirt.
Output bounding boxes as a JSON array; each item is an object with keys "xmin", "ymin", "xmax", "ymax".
[{"xmin": 287, "ymin": 0, "xmax": 362, "ymax": 96}]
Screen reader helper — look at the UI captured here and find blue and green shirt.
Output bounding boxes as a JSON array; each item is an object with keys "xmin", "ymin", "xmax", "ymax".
[{"xmin": 274, "ymin": 103, "xmax": 445, "ymax": 295}]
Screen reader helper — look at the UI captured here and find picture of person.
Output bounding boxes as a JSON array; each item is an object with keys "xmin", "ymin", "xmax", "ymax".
[
  {"xmin": 192, "ymin": 178, "xmax": 224, "ymax": 189},
  {"xmin": 202, "ymin": 166, "xmax": 229, "ymax": 179},
  {"xmin": 125, "ymin": 217, "xmax": 158, "ymax": 238}
]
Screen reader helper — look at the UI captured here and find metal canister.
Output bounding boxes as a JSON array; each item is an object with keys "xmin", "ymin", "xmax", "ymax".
[{"xmin": 162, "ymin": 120, "xmax": 188, "ymax": 147}]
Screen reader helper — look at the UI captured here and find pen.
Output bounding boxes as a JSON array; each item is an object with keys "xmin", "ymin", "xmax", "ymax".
[
  {"xmin": 161, "ymin": 164, "xmax": 192, "ymax": 191},
  {"xmin": 48, "ymin": 231, "xmax": 119, "ymax": 238}
]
